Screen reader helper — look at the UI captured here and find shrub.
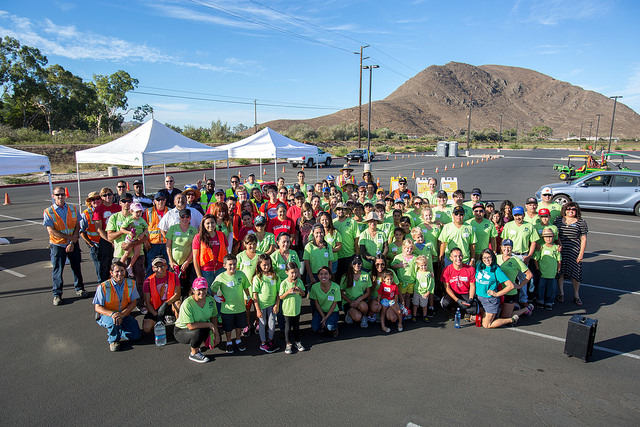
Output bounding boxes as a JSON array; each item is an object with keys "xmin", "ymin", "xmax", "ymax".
[{"xmin": 236, "ymin": 158, "xmax": 252, "ymax": 166}]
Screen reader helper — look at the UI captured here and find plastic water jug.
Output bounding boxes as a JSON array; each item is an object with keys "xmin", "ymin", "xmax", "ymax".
[{"xmin": 154, "ymin": 321, "xmax": 166, "ymax": 346}]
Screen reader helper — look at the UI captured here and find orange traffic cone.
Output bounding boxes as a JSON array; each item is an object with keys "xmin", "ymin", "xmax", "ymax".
[
  {"xmin": 239, "ymin": 171, "xmax": 242, "ymax": 179},
  {"xmin": 263, "ymin": 168, "xmax": 267, "ymax": 175},
  {"xmin": 435, "ymin": 167, "xmax": 439, "ymax": 173},
  {"xmin": 282, "ymin": 166, "xmax": 285, "ymax": 173},
  {"xmin": 421, "ymin": 169, "xmax": 425, "ymax": 176},
  {"xmin": 203, "ymin": 173, "xmax": 207, "ymax": 183},
  {"xmin": 394, "ymin": 155, "xmax": 397, "ymax": 160},
  {"xmin": 64, "ymin": 187, "xmax": 70, "ymax": 197},
  {"xmin": 466, "ymin": 161, "xmax": 469, "ymax": 166},
  {"xmin": 126, "ymin": 182, "xmax": 130, "ymax": 191},
  {"xmin": 386, "ymin": 155, "xmax": 389, "ymax": 160},
  {"xmin": 358, "ymin": 159, "xmax": 361, "ymax": 164},
  {"xmin": 444, "ymin": 165, "xmax": 447, "ymax": 171},
  {"xmin": 376, "ymin": 178, "xmax": 380, "ymax": 186},
  {"xmin": 301, "ymin": 165, "xmax": 304, "ymax": 171},
  {"xmin": 461, "ymin": 162, "xmax": 463, "ymax": 168},
  {"xmin": 412, "ymin": 171, "xmax": 416, "ymax": 179},
  {"xmin": 471, "ymin": 160, "xmax": 474, "ymax": 165},
  {"xmin": 3, "ymin": 192, "xmax": 10, "ymax": 205}
]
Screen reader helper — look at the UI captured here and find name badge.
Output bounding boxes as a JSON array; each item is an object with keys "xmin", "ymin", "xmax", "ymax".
[
  {"xmin": 327, "ymin": 295, "xmax": 334, "ymax": 301},
  {"xmin": 543, "ymin": 250, "xmax": 551, "ymax": 255},
  {"xmin": 243, "ymin": 261, "xmax": 250, "ymax": 266},
  {"xmin": 174, "ymin": 232, "xmax": 182, "ymax": 236},
  {"xmin": 463, "ymin": 233, "xmax": 469, "ymax": 238},
  {"xmin": 509, "ymin": 229, "xmax": 516, "ymax": 235},
  {"xmin": 279, "ymin": 263, "xmax": 285, "ymax": 269},
  {"xmin": 226, "ymin": 281, "xmax": 235, "ymax": 288},
  {"xmin": 324, "ymin": 252, "xmax": 329, "ymax": 258},
  {"xmin": 270, "ymin": 279, "xmax": 275, "ymax": 286},
  {"xmin": 392, "ymin": 247, "xmax": 398, "ymax": 252}
]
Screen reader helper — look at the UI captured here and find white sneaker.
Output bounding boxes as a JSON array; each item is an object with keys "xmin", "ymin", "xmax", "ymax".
[
  {"xmin": 360, "ymin": 317, "xmax": 369, "ymax": 328},
  {"xmin": 285, "ymin": 344, "xmax": 293, "ymax": 354},
  {"xmin": 126, "ymin": 265, "xmax": 134, "ymax": 277},
  {"xmin": 345, "ymin": 312, "xmax": 354, "ymax": 324},
  {"xmin": 295, "ymin": 341, "xmax": 305, "ymax": 352}
]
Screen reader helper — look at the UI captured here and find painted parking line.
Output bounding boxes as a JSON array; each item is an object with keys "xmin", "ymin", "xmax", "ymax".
[
  {"xmin": 590, "ymin": 231, "xmax": 640, "ymax": 239},
  {"xmin": 587, "ymin": 251, "xmax": 640, "ymax": 262},
  {"xmin": 583, "ymin": 215, "xmax": 640, "ymax": 224},
  {"xmin": 0, "ymin": 266, "xmax": 26, "ymax": 278},
  {"xmin": 0, "ymin": 214, "xmax": 42, "ymax": 225},
  {"xmin": 509, "ymin": 327, "xmax": 640, "ymax": 361},
  {"xmin": 0, "ymin": 223, "xmax": 38, "ymax": 231},
  {"xmin": 580, "ymin": 283, "xmax": 640, "ymax": 296}
]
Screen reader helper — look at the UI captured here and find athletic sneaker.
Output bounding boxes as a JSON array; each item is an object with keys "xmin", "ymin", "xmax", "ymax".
[
  {"xmin": 241, "ymin": 326, "xmax": 250, "ymax": 337},
  {"xmin": 525, "ymin": 305, "xmax": 535, "ymax": 316},
  {"xmin": 511, "ymin": 314, "xmax": 520, "ymax": 325},
  {"xmin": 109, "ymin": 342, "xmax": 120, "ymax": 352},
  {"xmin": 285, "ymin": 344, "xmax": 293, "ymax": 354},
  {"xmin": 545, "ymin": 303, "xmax": 553, "ymax": 311},
  {"xmin": 382, "ymin": 326, "xmax": 391, "ymax": 333},
  {"xmin": 268, "ymin": 341, "xmax": 280, "ymax": 352},
  {"xmin": 225, "ymin": 342, "xmax": 234, "ymax": 354},
  {"xmin": 259, "ymin": 343, "xmax": 270, "ymax": 353},
  {"xmin": 427, "ymin": 306, "xmax": 435, "ymax": 318},
  {"xmin": 126, "ymin": 265, "xmax": 134, "ymax": 277},
  {"xmin": 236, "ymin": 340, "xmax": 247, "ymax": 352},
  {"xmin": 411, "ymin": 317, "xmax": 417, "ymax": 323},
  {"xmin": 398, "ymin": 325, "xmax": 404, "ymax": 332},
  {"xmin": 345, "ymin": 312, "xmax": 354, "ymax": 324},
  {"xmin": 295, "ymin": 341, "xmax": 305, "ymax": 352},
  {"xmin": 423, "ymin": 315, "xmax": 431, "ymax": 323},
  {"xmin": 360, "ymin": 317, "xmax": 368, "ymax": 328},
  {"xmin": 189, "ymin": 352, "xmax": 209, "ymax": 363},
  {"xmin": 367, "ymin": 314, "xmax": 376, "ymax": 323},
  {"xmin": 53, "ymin": 296, "xmax": 62, "ymax": 306},
  {"xmin": 76, "ymin": 289, "xmax": 88, "ymax": 298}
]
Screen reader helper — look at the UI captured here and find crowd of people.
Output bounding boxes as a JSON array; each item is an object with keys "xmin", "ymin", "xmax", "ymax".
[{"xmin": 44, "ymin": 164, "xmax": 588, "ymax": 361}]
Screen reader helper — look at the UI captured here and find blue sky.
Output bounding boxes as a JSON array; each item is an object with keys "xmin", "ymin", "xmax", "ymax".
[{"xmin": 1, "ymin": 0, "xmax": 639, "ymax": 129}]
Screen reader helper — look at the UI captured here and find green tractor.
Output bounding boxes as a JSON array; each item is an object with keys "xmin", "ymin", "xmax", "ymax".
[{"xmin": 553, "ymin": 154, "xmax": 605, "ymax": 181}]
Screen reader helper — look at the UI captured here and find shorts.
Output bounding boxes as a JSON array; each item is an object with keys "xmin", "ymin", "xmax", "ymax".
[
  {"xmin": 399, "ymin": 283, "xmax": 414, "ymax": 294},
  {"xmin": 503, "ymin": 293, "xmax": 518, "ymax": 304},
  {"xmin": 381, "ymin": 298, "xmax": 395, "ymax": 307},
  {"xmin": 412, "ymin": 292, "xmax": 429, "ymax": 308},
  {"xmin": 221, "ymin": 312, "xmax": 248, "ymax": 333},
  {"xmin": 143, "ymin": 312, "xmax": 160, "ymax": 322},
  {"xmin": 478, "ymin": 295, "xmax": 500, "ymax": 314}
]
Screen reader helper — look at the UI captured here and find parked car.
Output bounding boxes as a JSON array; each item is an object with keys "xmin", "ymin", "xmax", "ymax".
[
  {"xmin": 345, "ymin": 148, "xmax": 374, "ymax": 162},
  {"xmin": 535, "ymin": 171, "xmax": 640, "ymax": 216},
  {"xmin": 289, "ymin": 148, "xmax": 332, "ymax": 168}
]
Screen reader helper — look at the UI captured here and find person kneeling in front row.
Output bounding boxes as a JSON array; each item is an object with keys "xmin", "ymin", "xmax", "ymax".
[
  {"xmin": 142, "ymin": 256, "xmax": 182, "ymax": 334},
  {"xmin": 93, "ymin": 261, "xmax": 141, "ymax": 352}
]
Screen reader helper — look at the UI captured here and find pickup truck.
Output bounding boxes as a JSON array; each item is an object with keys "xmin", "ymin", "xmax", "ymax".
[
  {"xmin": 345, "ymin": 148, "xmax": 374, "ymax": 162},
  {"xmin": 289, "ymin": 148, "xmax": 332, "ymax": 168}
]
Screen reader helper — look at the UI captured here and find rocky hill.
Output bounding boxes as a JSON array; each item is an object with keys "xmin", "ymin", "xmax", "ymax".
[{"xmin": 262, "ymin": 62, "xmax": 640, "ymax": 139}]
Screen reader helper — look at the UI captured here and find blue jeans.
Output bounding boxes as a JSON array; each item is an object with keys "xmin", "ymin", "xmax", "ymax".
[
  {"xmin": 145, "ymin": 243, "xmax": 168, "ymax": 278},
  {"xmin": 538, "ymin": 277, "xmax": 557, "ymax": 305},
  {"xmin": 311, "ymin": 310, "xmax": 339, "ymax": 332},
  {"xmin": 50, "ymin": 244, "xmax": 84, "ymax": 297},
  {"xmin": 97, "ymin": 314, "xmax": 141, "ymax": 343},
  {"xmin": 89, "ymin": 244, "xmax": 101, "ymax": 282}
]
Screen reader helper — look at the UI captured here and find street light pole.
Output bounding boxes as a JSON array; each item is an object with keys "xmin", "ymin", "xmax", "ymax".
[
  {"xmin": 587, "ymin": 121, "xmax": 593, "ymax": 144},
  {"xmin": 498, "ymin": 114, "xmax": 503, "ymax": 149},
  {"xmin": 355, "ymin": 46, "xmax": 369, "ymax": 149},
  {"xmin": 363, "ymin": 65, "xmax": 379, "ymax": 164},
  {"xmin": 608, "ymin": 96, "xmax": 623, "ymax": 152},
  {"xmin": 579, "ymin": 121, "xmax": 584, "ymax": 140},
  {"xmin": 466, "ymin": 91, "xmax": 473, "ymax": 151},
  {"xmin": 594, "ymin": 114, "xmax": 603, "ymax": 149}
]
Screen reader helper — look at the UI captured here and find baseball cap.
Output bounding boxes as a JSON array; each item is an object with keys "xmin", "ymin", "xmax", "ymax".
[
  {"xmin": 486, "ymin": 201, "xmax": 495, "ymax": 208},
  {"xmin": 119, "ymin": 193, "xmax": 133, "ymax": 202},
  {"xmin": 398, "ymin": 177, "xmax": 408, "ymax": 184},
  {"xmin": 154, "ymin": 192, "xmax": 166, "ymax": 200},
  {"xmin": 401, "ymin": 193, "xmax": 411, "ymax": 199},
  {"xmin": 526, "ymin": 197, "xmax": 538, "ymax": 204},
  {"xmin": 502, "ymin": 239, "xmax": 513, "ymax": 246},
  {"xmin": 512, "ymin": 206, "xmax": 525, "ymax": 215},
  {"xmin": 192, "ymin": 277, "xmax": 208, "ymax": 290},
  {"xmin": 472, "ymin": 202, "xmax": 484, "ymax": 210},
  {"xmin": 335, "ymin": 202, "xmax": 346, "ymax": 210},
  {"xmin": 248, "ymin": 172, "xmax": 255, "ymax": 177},
  {"xmin": 437, "ymin": 190, "xmax": 448, "ymax": 198},
  {"xmin": 133, "ymin": 179, "xmax": 143, "ymax": 186},
  {"xmin": 394, "ymin": 198, "xmax": 405, "ymax": 204},
  {"xmin": 538, "ymin": 208, "xmax": 550, "ymax": 216},
  {"xmin": 294, "ymin": 191, "xmax": 305, "ymax": 198},
  {"xmin": 542, "ymin": 187, "xmax": 553, "ymax": 195},
  {"xmin": 471, "ymin": 188, "xmax": 482, "ymax": 196},
  {"xmin": 178, "ymin": 208, "xmax": 191, "ymax": 218},
  {"xmin": 152, "ymin": 256, "xmax": 167, "ymax": 266},
  {"xmin": 215, "ymin": 188, "xmax": 225, "ymax": 194},
  {"xmin": 452, "ymin": 206, "xmax": 465, "ymax": 215},
  {"xmin": 254, "ymin": 215, "xmax": 266, "ymax": 226},
  {"xmin": 352, "ymin": 255, "xmax": 363, "ymax": 265},
  {"xmin": 130, "ymin": 202, "xmax": 143, "ymax": 212},
  {"xmin": 327, "ymin": 175, "xmax": 335, "ymax": 180}
]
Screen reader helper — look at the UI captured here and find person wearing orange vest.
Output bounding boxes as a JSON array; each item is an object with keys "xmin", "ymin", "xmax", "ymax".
[
  {"xmin": 142, "ymin": 256, "xmax": 181, "ymax": 334},
  {"xmin": 93, "ymin": 261, "xmax": 141, "ymax": 352},
  {"xmin": 43, "ymin": 186, "xmax": 86, "ymax": 306},
  {"xmin": 143, "ymin": 192, "xmax": 169, "ymax": 277},
  {"xmin": 80, "ymin": 191, "xmax": 102, "ymax": 282}
]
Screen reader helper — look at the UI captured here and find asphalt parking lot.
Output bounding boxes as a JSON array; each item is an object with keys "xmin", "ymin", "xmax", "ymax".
[{"xmin": 1, "ymin": 148, "xmax": 639, "ymax": 426}]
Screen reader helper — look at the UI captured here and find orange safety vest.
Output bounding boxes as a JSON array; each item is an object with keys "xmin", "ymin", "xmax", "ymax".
[
  {"xmin": 44, "ymin": 204, "xmax": 78, "ymax": 245},
  {"xmin": 199, "ymin": 231, "xmax": 228, "ymax": 268},
  {"xmin": 100, "ymin": 278, "xmax": 135, "ymax": 312},
  {"xmin": 82, "ymin": 208, "xmax": 100, "ymax": 244},
  {"xmin": 149, "ymin": 272, "xmax": 177, "ymax": 310},
  {"xmin": 145, "ymin": 207, "xmax": 167, "ymax": 244}
]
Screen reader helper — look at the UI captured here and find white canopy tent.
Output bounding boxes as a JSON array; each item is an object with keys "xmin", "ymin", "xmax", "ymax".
[
  {"xmin": 219, "ymin": 127, "xmax": 320, "ymax": 181},
  {"xmin": 75, "ymin": 119, "xmax": 229, "ymax": 205}
]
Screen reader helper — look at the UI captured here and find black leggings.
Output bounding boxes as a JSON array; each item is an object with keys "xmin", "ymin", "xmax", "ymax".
[
  {"xmin": 284, "ymin": 315, "xmax": 301, "ymax": 344},
  {"xmin": 174, "ymin": 327, "xmax": 209, "ymax": 349}
]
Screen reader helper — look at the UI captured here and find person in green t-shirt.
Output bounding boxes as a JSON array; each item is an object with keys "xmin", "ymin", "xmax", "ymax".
[
  {"xmin": 432, "ymin": 190, "xmax": 452, "ymax": 224},
  {"xmin": 211, "ymin": 255, "xmax": 251, "ymax": 354},
  {"xmin": 279, "ymin": 262, "xmax": 306, "ymax": 354},
  {"xmin": 252, "ymin": 254, "xmax": 280, "ymax": 353},
  {"xmin": 466, "ymin": 202, "xmax": 497, "ymax": 260},
  {"xmin": 333, "ymin": 202, "xmax": 360, "ymax": 283},
  {"xmin": 497, "ymin": 240, "xmax": 534, "ymax": 321},
  {"xmin": 439, "ymin": 206, "xmax": 477, "ymax": 266},
  {"xmin": 303, "ymin": 223, "xmax": 333, "ymax": 285},
  {"xmin": 339, "ymin": 255, "xmax": 372, "ymax": 328},
  {"xmin": 174, "ymin": 277, "xmax": 220, "ymax": 364},
  {"xmin": 271, "ymin": 232, "xmax": 301, "ymax": 282},
  {"xmin": 309, "ymin": 266, "xmax": 341, "ymax": 337},
  {"xmin": 359, "ymin": 212, "xmax": 388, "ymax": 271},
  {"xmin": 413, "ymin": 255, "xmax": 435, "ymax": 321},
  {"xmin": 533, "ymin": 228, "xmax": 562, "ymax": 310}
]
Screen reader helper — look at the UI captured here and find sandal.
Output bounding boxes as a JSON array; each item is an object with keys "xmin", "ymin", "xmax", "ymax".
[
  {"xmin": 557, "ymin": 294, "xmax": 564, "ymax": 303},
  {"xmin": 574, "ymin": 297, "xmax": 583, "ymax": 306}
]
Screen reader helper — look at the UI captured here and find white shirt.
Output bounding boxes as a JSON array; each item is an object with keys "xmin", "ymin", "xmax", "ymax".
[{"xmin": 158, "ymin": 207, "xmax": 202, "ymax": 232}]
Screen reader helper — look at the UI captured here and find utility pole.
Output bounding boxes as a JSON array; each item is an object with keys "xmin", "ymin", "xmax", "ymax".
[
  {"xmin": 608, "ymin": 96, "xmax": 623, "ymax": 152},
  {"xmin": 515, "ymin": 120, "xmax": 519, "ymax": 143},
  {"xmin": 355, "ymin": 46, "xmax": 369, "ymax": 149},
  {"xmin": 466, "ymin": 91, "xmax": 473, "ymax": 150},
  {"xmin": 498, "ymin": 115, "xmax": 503, "ymax": 149},
  {"xmin": 254, "ymin": 100, "xmax": 257, "ymax": 133},
  {"xmin": 363, "ymin": 65, "xmax": 379, "ymax": 163},
  {"xmin": 587, "ymin": 121, "xmax": 593, "ymax": 143},
  {"xmin": 594, "ymin": 114, "xmax": 603, "ymax": 148},
  {"xmin": 579, "ymin": 121, "xmax": 583, "ymax": 140}
]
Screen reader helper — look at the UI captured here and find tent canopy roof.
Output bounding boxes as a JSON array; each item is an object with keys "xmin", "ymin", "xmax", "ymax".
[
  {"xmin": 0, "ymin": 145, "xmax": 51, "ymax": 176},
  {"xmin": 220, "ymin": 127, "xmax": 317, "ymax": 159},
  {"xmin": 75, "ymin": 119, "xmax": 228, "ymax": 166}
]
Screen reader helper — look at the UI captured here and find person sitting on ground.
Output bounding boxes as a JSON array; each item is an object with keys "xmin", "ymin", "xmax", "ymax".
[
  {"xmin": 142, "ymin": 256, "xmax": 182, "ymax": 334},
  {"xmin": 309, "ymin": 266, "xmax": 341, "ymax": 337},
  {"xmin": 440, "ymin": 247, "xmax": 478, "ymax": 320},
  {"xmin": 93, "ymin": 261, "xmax": 141, "ymax": 352},
  {"xmin": 378, "ymin": 270, "xmax": 403, "ymax": 333},
  {"xmin": 340, "ymin": 255, "xmax": 372, "ymax": 328},
  {"xmin": 474, "ymin": 249, "xmax": 521, "ymax": 328}
]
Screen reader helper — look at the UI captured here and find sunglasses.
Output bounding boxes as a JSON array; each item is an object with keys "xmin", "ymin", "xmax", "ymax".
[
  {"xmin": 53, "ymin": 193, "xmax": 65, "ymax": 197},
  {"xmin": 121, "ymin": 200, "xmax": 132, "ymax": 203},
  {"xmin": 453, "ymin": 212, "xmax": 464, "ymax": 216},
  {"xmin": 101, "ymin": 193, "xmax": 113, "ymax": 197},
  {"xmin": 473, "ymin": 209, "xmax": 484, "ymax": 213},
  {"xmin": 566, "ymin": 207, "xmax": 577, "ymax": 211},
  {"xmin": 117, "ymin": 185, "xmax": 126, "ymax": 188},
  {"xmin": 352, "ymin": 262, "xmax": 363, "ymax": 266},
  {"xmin": 165, "ymin": 180, "xmax": 174, "ymax": 183}
]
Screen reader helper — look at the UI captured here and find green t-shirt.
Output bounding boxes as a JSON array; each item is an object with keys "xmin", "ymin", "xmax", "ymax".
[
  {"xmin": 324, "ymin": 230, "xmax": 342, "ymax": 262},
  {"xmin": 415, "ymin": 270, "xmax": 435, "ymax": 295},
  {"xmin": 538, "ymin": 202, "xmax": 562, "ymax": 223},
  {"xmin": 466, "ymin": 218, "xmax": 498, "ymax": 254},
  {"xmin": 377, "ymin": 222, "xmax": 394, "ymax": 239},
  {"xmin": 501, "ymin": 222, "xmax": 539, "ymax": 254},
  {"xmin": 303, "ymin": 241, "xmax": 333, "ymax": 274},
  {"xmin": 406, "ymin": 210, "xmax": 421, "ymax": 227},
  {"xmin": 523, "ymin": 213, "xmax": 539, "ymax": 225},
  {"xmin": 106, "ymin": 212, "xmax": 145, "ymax": 258},
  {"xmin": 211, "ymin": 271, "xmax": 251, "ymax": 314},
  {"xmin": 279, "ymin": 278, "xmax": 304, "ymax": 317},
  {"xmin": 388, "ymin": 240, "xmax": 403, "ymax": 261},
  {"xmin": 391, "ymin": 253, "xmax": 417, "ymax": 285},
  {"xmin": 496, "ymin": 255, "xmax": 528, "ymax": 295},
  {"xmin": 121, "ymin": 216, "xmax": 148, "ymax": 237},
  {"xmin": 256, "ymin": 232, "xmax": 276, "ymax": 254},
  {"xmin": 439, "ymin": 222, "xmax": 477, "ymax": 263},
  {"xmin": 432, "ymin": 206, "xmax": 452, "ymax": 224},
  {"xmin": 237, "ymin": 250, "xmax": 261, "ymax": 283},
  {"xmin": 534, "ymin": 223, "xmax": 559, "ymax": 244},
  {"xmin": 421, "ymin": 191, "xmax": 438, "ymax": 206},
  {"xmin": 359, "ymin": 228, "xmax": 388, "ymax": 270},
  {"xmin": 309, "ymin": 281, "xmax": 341, "ymax": 313},
  {"xmin": 175, "ymin": 295, "xmax": 217, "ymax": 329},
  {"xmin": 334, "ymin": 217, "xmax": 359, "ymax": 258},
  {"xmin": 413, "ymin": 241, "xmax": 437, "ymax": 272},
  {"xmin": 271, "ymin": 250, "xmax": 301, "ymax": 282},
  {"xmin": 340, "ymin": 272, "xmax": 372, "ymax": 301},
  {"xmin": 244, "ymin": 182, "xmax": 260, "ymax": 194},
  {"xmin": 252, "ymin": 273, "xmax": 279, "ymax": 308},
  {"xmin": 166, "ymin": 223, "xmax": 197, "ymax": 264},
  {"xmin": 417, "ymin": 222, "xmax": 441, "ymax": 246},
  {"xmin": 534, "ymin": 244, "xmax": 562, "ymax": 278}
]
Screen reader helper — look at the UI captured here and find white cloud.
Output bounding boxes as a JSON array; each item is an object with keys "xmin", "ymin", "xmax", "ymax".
[
  {"xmin": 622, "ymin": 67, "xmax": 640, "ymax": 114},
  {"xmin": 513, "ymin": 0, "xmax": 606, "ymax": 26}
]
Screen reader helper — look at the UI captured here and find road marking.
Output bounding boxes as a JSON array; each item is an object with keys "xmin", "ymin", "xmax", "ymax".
[
  {"xmin": 590, "ymin": 231, "xmax": 640, "ymax": 239},
  {"xmin": 583, "ymin": 215, "xmax": 640, "ymax": 224},
  {"xmin": 0, "ymin": 266, "xmax": 26, "ymax": 278},
  {"xmin": 580, "ymin": 283, "xmax": 640, "ymax": 296},
  {"xmin": 500, "ymin": 156, "xmax": 564, "ymax": 161},
  {"xmin": 509, "ymin": 327, "xmax": 640, "ymax": 361},
  {"xmin": 0, "ymin": 223, "xmax": 38, "ymax": 231},
  {"xmin": 587, "ymin": 251, "xmax": 640, "ymax": 261},
  {"xmin": 0, "ymin": 214, "xmax": 42, "ymax": 225}
]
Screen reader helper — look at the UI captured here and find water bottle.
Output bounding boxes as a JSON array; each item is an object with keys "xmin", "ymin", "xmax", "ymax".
[
  {"xmin": 154, "ymin": 321, "xmax": 167, "ymax": 346},
  {"xmin": 475, "ymin": 311, "xmax": 482, "ymax": 327},
  {"xmin": 454, "ymin": 308, "xmax": 461, "ymax": 329}
]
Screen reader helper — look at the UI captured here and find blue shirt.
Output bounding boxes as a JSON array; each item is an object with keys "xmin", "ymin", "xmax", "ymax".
[
  {"xmin": 475, "ymin": 265, "xmax": 509, "ymax": 298},
  {"xmin": 43, "ymin": 203, "xmax": 75, "ymax": 247},
  {"xmin": 92, "ymin": 279, "xmax": 140, "ymax": 308}
]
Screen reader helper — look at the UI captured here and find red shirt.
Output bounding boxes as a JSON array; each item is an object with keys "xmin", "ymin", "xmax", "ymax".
[
  {"xmin": 287, "ymin": 205, "xmax": 302, "ymax": 226},
  {"xmin": 260, "ymin": 201, "xmax": 281, "ymax": 220},
  {"xmin": 380, "ymin": 283, "xmax": 399, "ymax": 300},
  {"xmin": 92, "ymin": 203, "xmax": 121, "ymax": 226},
  {"xmin": 441, "ymin": 264, "xmax": 476, "ymax": 295},
  {"xmin": 267, "ymin": 216, "xmax": 295, "ymax": 239},
  {"xmin": 192, "ymin": 233, "xmax": 227, "ymax": 271},
  {"xmin": 237, "ymin": 226, "xmax": 256, "ymax": 248}
]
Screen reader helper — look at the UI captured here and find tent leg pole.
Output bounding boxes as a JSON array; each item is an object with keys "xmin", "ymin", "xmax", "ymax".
[
  {"xmin": 76, "ymin": 162, "xmax": 81, "ymax": 206},
  {"xmin": 213, "ymin": 162, "xmax": 216, "ymax": 181},
  {"xmin": 163, "ymin": 164, "xmax": 166, "ymax": 180},
  {"xmin": 275, "ymin": 158, "xmax": 277, "ymax": 182},
  {"xmin": 316, "ymin": 161, "xmax": 319, "ymax": 182},
  {"xmin": 141, "ymin": 164, "xmax": 146, "ymax": 192},
  {"xmin": 48, "ymin": 172, "xmax": 53, "ymax": 204},
  {"xmin": 226, "ymin": 158, "xmax": 230, "ymax": 184},
  {"xmin": 260, "ymin": 158, "xmax": 262, "ymax": 180}
]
